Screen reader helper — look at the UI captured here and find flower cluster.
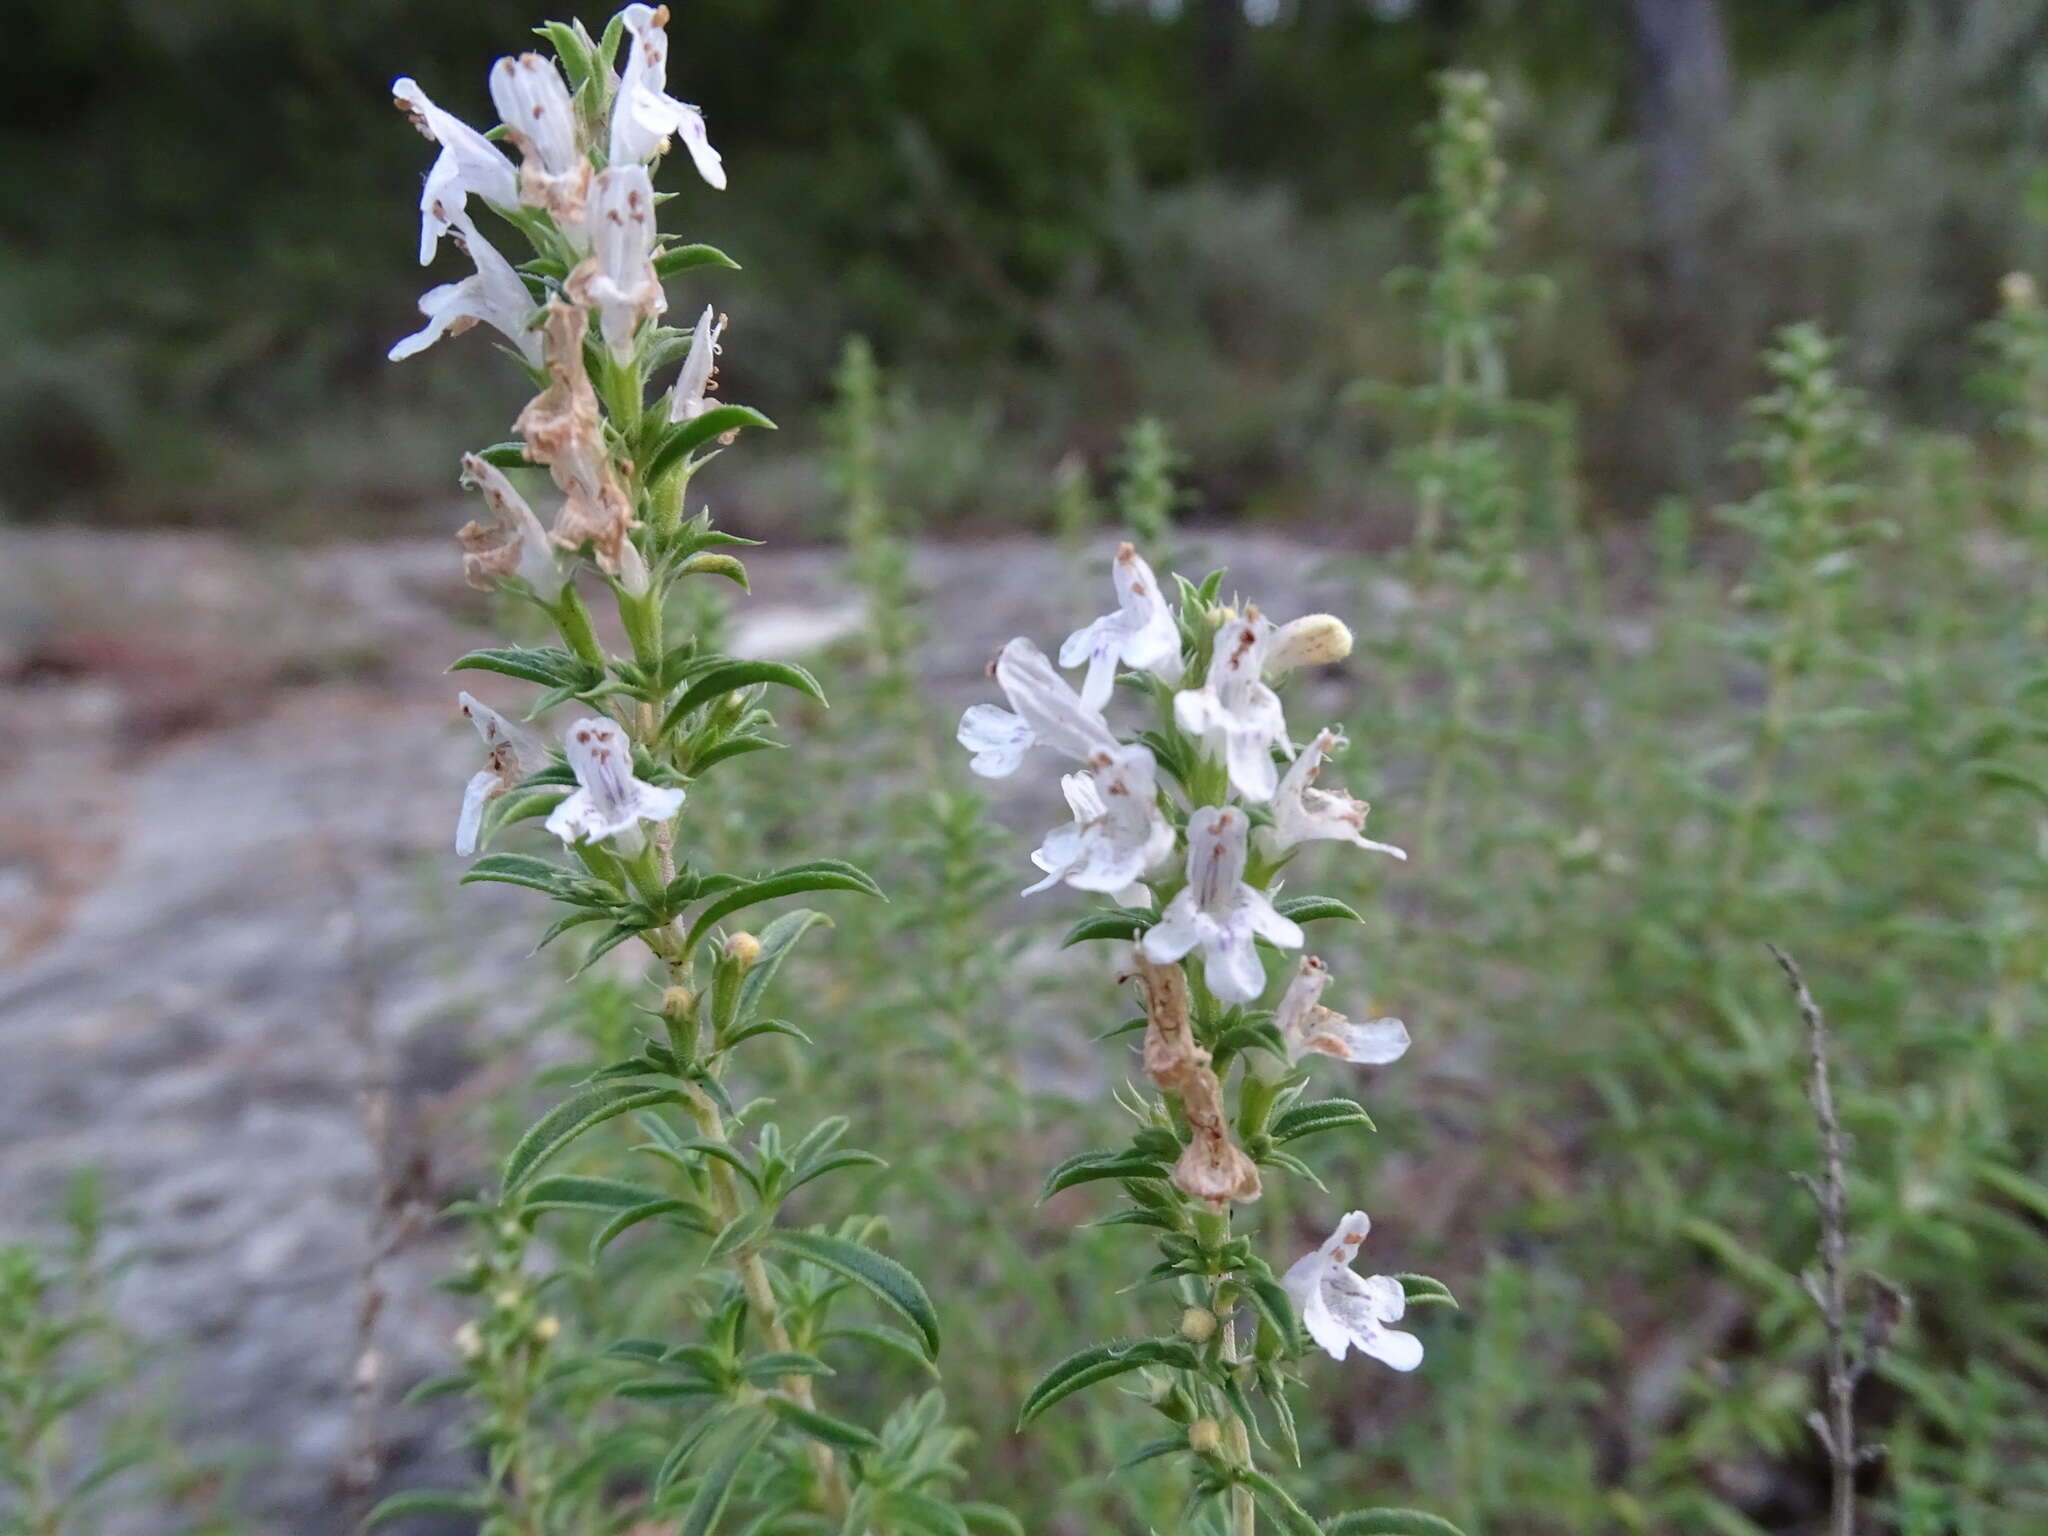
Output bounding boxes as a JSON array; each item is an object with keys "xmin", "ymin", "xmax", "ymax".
[
  {"xmin": 380, "ymin": 13, "xmax": 1008, "ymax": 1531},
  {"xmin": 975, "ymin": 545, "xmax": 1448, "ymax": 1524}
]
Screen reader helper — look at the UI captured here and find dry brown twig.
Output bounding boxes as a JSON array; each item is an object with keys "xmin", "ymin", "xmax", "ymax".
[{"xmin": 1766, "ymin": 942, "xmax": 1908, "ymax": 1536}]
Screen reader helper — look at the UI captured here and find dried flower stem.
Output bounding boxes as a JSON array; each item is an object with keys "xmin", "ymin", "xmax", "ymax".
[{"xmin": 1768, "ymin": 942, "xmax": 1858, "ymax": 1536}]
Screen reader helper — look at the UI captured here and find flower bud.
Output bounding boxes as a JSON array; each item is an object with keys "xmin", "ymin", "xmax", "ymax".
[
  {"xmin": 492, "ymin": 1287, "xmax": 523, "ymax": 1313},
  {"xmin": 1187, "ymin": 1418, "xmax": 1225, "ymax": 1457},
  {"xmin": 662, "ymin": 985, "xmax": 696, "ymax": 1020},
  {"xmin": 1179, "ymin": 1306, "xmax": 1218, "ymax": 1344},
  {"xmin": 2003, "ymin": 271, "xmax": 2038, "ymax": 310},
  {"xmin": 533, "ymin": 1314, "xmax": 561, "ymax": 1343},
  {"xmin": 1266, "ymin": 614, "xmax": 1354, "ymax": 675},
  {"xmin": 723, "ymin": 932, "xmax": 762, "ymax": 971},
  {"xmin": 452, "ymin": 1322, "xmax": 484, "ymax": 1360}
]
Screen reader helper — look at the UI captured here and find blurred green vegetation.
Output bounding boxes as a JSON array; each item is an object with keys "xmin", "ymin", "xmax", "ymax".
[{"xmin": 9, "ymin": 0, "xmax": 2048, "ymax": 530}]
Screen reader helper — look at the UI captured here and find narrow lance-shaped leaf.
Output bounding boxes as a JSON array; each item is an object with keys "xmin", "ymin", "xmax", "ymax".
[
  {"xmin": 683, "ymin": 860, "xmax": 883, "ymax": 952},
  {"xmin": 1016, "ymin": 1337, "xmax": 1199, "ymax": 1426},
  {"xmin": 769, "ymin": 1230, "xmax": 941, "ymax": 1359},
  {"xmin": 661, "ymin": 658, "xmax": 826, "ymax": 735},
  {"xmin": 502, "ymin": 1085, "xmax": 684, "ymax": 1194}
]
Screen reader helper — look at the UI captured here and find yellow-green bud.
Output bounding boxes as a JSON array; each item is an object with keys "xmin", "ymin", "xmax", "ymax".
[
  {"xmin": 2003, "ymin": 271, "xmax": 2038, "ymax": 311},
  {"xmin": 492, "ymin": 1287, "xmax": 523, "ymax": 1313},
  {"xmin": 662, "ymin": 985, "xmax": 696, "ymax": 1020},
  {"xmin": 723, "ymin": 932, "xmax": 762, "ymax": 971},
  {"xmin": 533, "ymin": 1314, "xmax": 561, "ymax": 1343},
  {"xmin": 452, "ymin": 1322, "xmax": 484, "ymax": 1360},
  {"xmin": 1187, "ymin": 1418, "xmax": 1225, "ymax": 1457},
  {"xmin": 1267, "ymin": 613, "xmax": 1354, "ymax": 675},
  {"xmin": 1179, "ymin": 1306, "xmax": 1218, "ymax": 1344}
]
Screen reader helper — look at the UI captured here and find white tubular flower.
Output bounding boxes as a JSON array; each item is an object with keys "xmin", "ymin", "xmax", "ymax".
[
  {"xmin": 1059, "ymin": 542, "xmax": 1185, "ymax": 710},
  {"xmin": 1024, "ymin": 745, "xmax": 1176, "ymax": 896},
  {"xmin": 1273, "ymin": 957, "xmax": 1409, "ymax": 1067},
  {"xmin": 456, "ymin": 693, "xmax": 546, "ymax": 857},
  {"xmin": 1263, "ymin": 728, "xmax": 1406, "ymax": 859},
  {"xmin": 393, "ymin": 77, "xmax": 521, "ymax": 264},
  {"xmin": 1138, "ymin": 806, "xmax": 1302, "ymax": 1004},
  {"xmin": 488, "ymin": 53, "xmax": 590, "ymax": 231},
  {"xmin": 611, "ymin": 4, "xmax": 728, "ymax": 189},
  {"xmin": 544, "ymin": 717, "xmax": 685, "ymax": 850},
  {"xmin": 1265, "ymin": 613, "xmax": 1354, "ymax": 676},
  {"xmin": 457, "ymin": 454, "xmax": 567, "ymax": 601},
  {"xmin": 1174, "ymin": 612, "xmax": 1292, "ymax": 803},
  {"xmin": 388, "ymin": 215, "xmax": 543, "ymax": 366},
  {"xmin": 957, "ymin": 637, "xmax": 1118, "ymax": 778},
  {"xmin": 1281, "ymin": 1211, "xmax": 1422, "ymax": 1371},
  {"xmin": 667, "ymin": 306, "xmax": 726, "ymax": 422},
  {"xmin": 566, "ymin": 165, "xmax": 665, "ymax": 360}
]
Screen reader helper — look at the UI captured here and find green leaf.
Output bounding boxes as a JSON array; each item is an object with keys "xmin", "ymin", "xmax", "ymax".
[
  {"xmin": 1236, "ymin": 1273, "xmax": 1298, "ymax": 1342},
  {"xmin": 1394, "ymin": 1274, "xmax": 1459, "ymax": 1309},
  {"xmin": 472, "ymin": 440, "xmax": 530, "ymax": 469},
  {"xmin": 461, "ymin": 853, "xmax": 609, "ymax": 903},
  {"xmin": 1239, "ymin": 1471, "xmax": 1323, "ymax": 1536},
  {"xmin": 450, "ymin": 645, "xmax": 602, "ymax": 690},
  {"xmin": 820, "ymin": 1323, "xmax": 942, "ymax": 1376},
  {"xmin": 1041, "ymin": 1149, "xmax": 1172, "ymax": 1199},
  {"xmin": 959, "ymin": 1502, "xmax": 1029, "ymax": 1536},
  {"xmin": 1016, "ymin": 1337, "xmax": 1198, "ymax": 1426},
  {"xmin": 592, "ymin": 1198, "xmax": 710, "ymax": 1259},
  {"xmin": 887, "ymin": 1491, "xmax": 973, "ymax": 1536},
  {"xmin": 735, "ymin": 909, "xmax": 831, "ymax": 1021},
  {"xmin": 1061, "ymin": 907, "xmax": 1155, "ymax": 947},
  {"xmin": 769, "ymin": 1230, "xmax": 941, "ymax": 1359},
  {"xmin": 661, "ymin": 658, "xmax": 827, "ymax": 734},
  {"xmin": 400, "ymin": 1372, "xmax": 475, "ymax": 1406},
  {"xmin": 523, "ymin": 1175, "xmax": 672, "ymax": 1213},
  {"xmin": 1274, "ymin": 894, "xmax": 1365, "ymax": 926},
  {"xmin": 738, "ymin": 1351, "xmax": 836, "ymax": 1384},
  {"xmin": 654, "ymin": 242, "xmax": 742, "ymax": 278},
  {"xmin": 645, "ymin": 405, "xmax": 778, "ymax": 485},
  {"xmin": 1115, "ymin": 1436, "xmax": 1188, "ymax": 1471},
  {"xmin": 1269, "ymin": 1099, "xmax": 1377, "ymax": 1143},
  {"xmin": 365, "ymin": 1490, "xmax": 488, "ymax": 1525},
  {"xmin": 764, "ymin": 1394, "xmax": 881, "ymax": 1452},
  {"xmin": 502, "ymin": 1085, "xmax": 684, "ymax": 1194},
  {"xmin": 705, "ymin": 1207, "xmax": 773, "ymax": 1262},
  {"xmin": 1323, "ymin": 1511, "xmax": 1469, "ymax": 1536},
  {"xmin": 676, "ymin": 1410, "xmax": 775, "ymax": 1529},
  {"xmin": 682, "ymin": 860, "xmax": 883, "ymax": 952}
]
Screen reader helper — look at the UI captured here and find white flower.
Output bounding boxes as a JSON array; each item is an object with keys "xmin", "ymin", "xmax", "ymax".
[
  {"xmin": 1265, "ymin": 613, "xmax": 1354, "ymax": 676},
  {"xmin": 611, "ymin": 4, "xmax": 727, "ymax": 189},
  {"xmin": 457, "ymin": 454, "xmax": 567, "ymax": 601},
  {"xmin": 1138, "ymin": 806, "xmax": 1302, "ymax": 1004},
  {"xmin": 566, "ymin": 165, "xmax": 665, "ymax": 360},
  {"xmin": 388, "ymin": 215, "xmax": 543, "ymax": 366},
  {"xmin": 1059, "ymin": 542, "xmax": 1185, "ymax": 710},
  {"xmin": 1174, "ymin": 612, "xmax": 1292, "ymax": 803},
  {"xmin": 1024, "ymin": 745, "xmax": 1176, "ymax": 896},
  {"xmin": 1263, "ymin": 729, "xmax": 1406, "ymax": 858},
  {"xmin": 666, "ymin": 306, "xmax": 727, "ymax": 422},
  {"xmin": 392, "ymin": 76, "xmax": 520, "ymax": 265},
  {"xmin": 1273, "ymin": 956, "xmax": 1409, "ymax": 1067},
  {"xmin": 1281, "ymin": 1211, "xmax": 1422, "ymax": 1371},
  {"xmin": 957, "ymin": 637, "xmax": 1118, "ymax": 778},
  {"xmin": 544, "ymin": 717, "xmax": 685, "ymax": 851},
  {"xmin": 488, "ymin": 52, "xmax": 590, "ymax": 231},
  {"xmin": 456, "ymin": 693, "xmax": 546, "ymax": 857}
]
